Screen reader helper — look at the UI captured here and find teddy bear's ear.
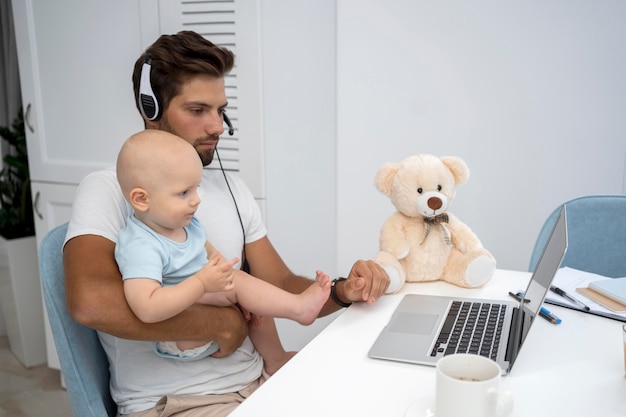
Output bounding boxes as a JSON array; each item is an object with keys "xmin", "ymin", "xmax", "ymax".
[
  {"xmin": 375, "ymin": 163, "xmax": 400, "ymax": 196},
  {"xmin": 440, "ymin": 156, "xmax": 470, "ymax": 184}
]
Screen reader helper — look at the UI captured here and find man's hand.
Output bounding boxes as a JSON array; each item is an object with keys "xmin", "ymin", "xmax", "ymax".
[
  {"xmin": 340, "ymin": 260, "xmax": 390, "ymax": 304},
  {"xmin": 209, "ymin": 305, "xmax": 249, "ymax": 357}
]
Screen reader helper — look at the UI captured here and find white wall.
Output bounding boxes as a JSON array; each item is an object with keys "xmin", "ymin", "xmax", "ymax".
[
  {"xmin": 261, "ymin": 2, "xmax": 337, "ymax": 277},
  {"xmin": 259, "ymin": 0, "xmax": 626, "ymax": 348},
  {"xmin": 336, "ymin": 0, "xmax": 626, "ymax": 275},
  {"xmin": 260, "ymin": 1, "xmax": 341, "ymax": 350}
]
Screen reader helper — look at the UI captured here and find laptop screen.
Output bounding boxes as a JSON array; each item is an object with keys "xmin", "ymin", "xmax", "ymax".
[{"xmin": 509, "ymin": 205, "xmax": 568, "ymax": 368}]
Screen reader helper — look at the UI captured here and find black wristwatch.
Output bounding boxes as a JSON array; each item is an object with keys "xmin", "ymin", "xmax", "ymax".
[{"xmin": 330, "ymin": 277, "xmax": 352, "ymax": 308}]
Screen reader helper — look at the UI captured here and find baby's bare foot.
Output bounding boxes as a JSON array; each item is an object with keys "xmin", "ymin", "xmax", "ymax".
[
  {"xmin": 315, "ymin": 270, "xmax": 331, "ymax": 287},
  {"xmin": 295, "ymin": 271, "xmax": 331, "ymax": 325}
]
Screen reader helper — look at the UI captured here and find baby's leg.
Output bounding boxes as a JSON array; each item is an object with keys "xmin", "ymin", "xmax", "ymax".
[
  {"xmin": 196, "ymin": 288, "xmax": 238, "ymax": 306},
  {"xmin": 233, "ymin": 270, "xmax": 331, "ymax": 326},
  {"xmin": 249, "ymin": 316, "xmax": 296, "ymax": 375}
]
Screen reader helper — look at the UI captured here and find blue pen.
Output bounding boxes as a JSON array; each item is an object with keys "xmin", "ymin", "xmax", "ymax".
[{"xmin": 539, "ymin": 306, "xmax": 562, "ymax": 325}]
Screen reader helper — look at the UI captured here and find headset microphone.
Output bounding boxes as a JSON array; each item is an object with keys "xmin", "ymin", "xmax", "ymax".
[
  {"xmin": 223, "ymin": 111, "xmax": 234, "ymax": 136},
  {"xmin": 138, "ymin": 55, "xmax": 160, "ymax": 121}
]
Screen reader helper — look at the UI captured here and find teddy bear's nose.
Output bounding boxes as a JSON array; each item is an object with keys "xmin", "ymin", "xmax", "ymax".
[{"xmin": 428, "ymin": 197, "xmax": 443, "ymax": 211}]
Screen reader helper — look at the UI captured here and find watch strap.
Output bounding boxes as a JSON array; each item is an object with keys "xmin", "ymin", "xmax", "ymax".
[{"xmin": 331, "ymin": 277, "xmax": 352, "ymax": 308}]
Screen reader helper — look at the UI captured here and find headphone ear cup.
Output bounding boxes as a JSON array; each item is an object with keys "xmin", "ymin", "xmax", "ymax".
[{"xmin": 138, "ymin": 57, "xmax": 161, "ymax": 121}]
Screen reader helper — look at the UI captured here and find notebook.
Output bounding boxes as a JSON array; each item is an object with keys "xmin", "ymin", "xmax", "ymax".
[
  {"xmin": 368, "ymin": 205, "xmax": 568, "ymax": 374},
  {"xmin": 588, "ymin": 278, "xmax": 626, "ymax": 306},
  {"xmin": 576, "ymin": 287, "xmax": 626, "ymax": 313}
]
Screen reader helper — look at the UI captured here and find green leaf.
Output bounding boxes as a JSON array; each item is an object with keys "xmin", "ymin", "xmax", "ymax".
[{"xmin": 0, "ymin": 107, "xmax": 35, "ymax": 239}]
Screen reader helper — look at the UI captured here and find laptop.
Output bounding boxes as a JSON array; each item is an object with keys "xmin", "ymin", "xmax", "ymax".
[{"xmin": 368, "ymin": 205, "xmax": 568, "ymax": 374}]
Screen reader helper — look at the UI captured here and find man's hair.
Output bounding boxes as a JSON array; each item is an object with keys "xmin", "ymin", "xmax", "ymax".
[{"xmin": 132, "ymin": 31, "xmax": 235, "ymax": 119}]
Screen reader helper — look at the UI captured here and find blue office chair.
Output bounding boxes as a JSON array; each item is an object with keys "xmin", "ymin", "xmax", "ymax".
[
  {"xmin": 529, "ymin": 195, "xmax": 626, "ymax": 278},
  {"xmin": 38, "ymin": 223, "xmax": 116, "ymax": 417}
]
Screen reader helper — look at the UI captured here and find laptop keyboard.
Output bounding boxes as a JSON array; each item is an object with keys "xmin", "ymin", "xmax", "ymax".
[{"xmin": 430, "ymin": 301, "xmax": 507, "ymax": 361}]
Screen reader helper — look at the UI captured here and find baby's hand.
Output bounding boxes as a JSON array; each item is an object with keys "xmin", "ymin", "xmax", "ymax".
[{"xmin": 195, "ymin": 252, "xmax": 239, "ymax": 293}]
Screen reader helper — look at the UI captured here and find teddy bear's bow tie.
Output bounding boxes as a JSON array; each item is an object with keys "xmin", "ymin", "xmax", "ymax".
[
  {"xmin": 424, "ymin": 213, "xmax": 449, "ymax": 224},
  {"xmin": 422, "ymin": 213, "xmax": 451, "ymax": 246}
]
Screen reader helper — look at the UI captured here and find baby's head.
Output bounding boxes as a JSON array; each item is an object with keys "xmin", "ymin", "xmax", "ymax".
[{"xmin": 117, "ymin": 130, "xmax": 203, "ymax": 216}]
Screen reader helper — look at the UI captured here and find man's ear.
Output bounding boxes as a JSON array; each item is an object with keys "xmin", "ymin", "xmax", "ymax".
[
  {"xmin": 129, "ymin": 187, "xmax": 149, "ymax": 212},
  {"xmin": 145, "ymin": 119, "xmax": 159, "ymax": 130}
]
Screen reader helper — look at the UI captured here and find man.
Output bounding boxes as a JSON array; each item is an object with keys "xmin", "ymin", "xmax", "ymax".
[{"xmin": 63, "ymin": 31, "xmax": 390, "ymax": 416}]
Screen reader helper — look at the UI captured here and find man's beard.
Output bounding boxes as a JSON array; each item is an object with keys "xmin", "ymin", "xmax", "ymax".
[
  {"xmin": 158, "ymin": 117, "xmax": 217, "ymax": 167},
  {"xmin": 191, "ymin": 138, "xmax": 216, "ymax": 167}
]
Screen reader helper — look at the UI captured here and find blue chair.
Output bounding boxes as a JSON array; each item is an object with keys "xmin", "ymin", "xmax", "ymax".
[
  {"xmin": 529, "ymin": 195, "xmax": 626, "ymax": 278},
  {"xmin": 38, "ymin": 223, "xmax": 116, "ymax": 416}
]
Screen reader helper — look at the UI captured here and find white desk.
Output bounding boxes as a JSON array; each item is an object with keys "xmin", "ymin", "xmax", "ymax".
[{"xmin": 230, "ymin": 269, "xmax": 626, "ymax": 417}]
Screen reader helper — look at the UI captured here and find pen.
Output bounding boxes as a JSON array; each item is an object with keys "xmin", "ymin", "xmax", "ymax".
[
  {"xmin": 544, "ymin": 298, "xmax": 626, "ymax": 323},
  {"xmin": 510, "ymin": 291, "xmax": 562, "ymax": 324},
  {"xmin": 539, "ymin": 306, "xmax": 562, "ymax": 324},
  {"xmin": 550, "ymin": 286, "xmax": 591, "ymax": 311},
  {"xmin": 508, "ymin": 291, "xmax": 530, "ymax": 303}
]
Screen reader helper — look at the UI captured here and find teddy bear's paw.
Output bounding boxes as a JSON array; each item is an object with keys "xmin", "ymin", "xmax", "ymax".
[
  {"xmin": 374, "ymin": 251, "xmax": 407, "ymax": 294},
  {"xmin": 381, "ymin": 264, "xmax": 405, "ymax": 294},
  {"xmin": 464, "ymin": 255, "xmax": 496, "ymax": 287},
  {"xmin": 396, "ymin": 246, "xmax": 410, "ymax": 260}
]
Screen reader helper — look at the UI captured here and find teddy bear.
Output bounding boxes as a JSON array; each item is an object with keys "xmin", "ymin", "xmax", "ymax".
[{"xmin": 374, "ymin": 153, "xmax": 496, "ymax": 293}]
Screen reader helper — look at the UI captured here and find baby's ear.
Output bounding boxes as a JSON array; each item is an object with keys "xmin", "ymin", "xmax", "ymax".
[{"xmin": 129, "ymin": 188, "xmax": 149, "ymax": 212}]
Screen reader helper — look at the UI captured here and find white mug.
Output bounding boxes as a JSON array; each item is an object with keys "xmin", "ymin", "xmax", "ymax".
[{"xmin": 434, "ymin": 354, "xmax": 513, "ymax": 417}]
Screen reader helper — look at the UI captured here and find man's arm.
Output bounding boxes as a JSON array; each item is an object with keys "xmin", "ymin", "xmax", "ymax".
[
  {"xmin": 63, "ymin": 234, "xmax": 248, "ymax": 356},
  {"xmin": 244, "ymin": 236, "xmax": 390, "ymax": 316}
]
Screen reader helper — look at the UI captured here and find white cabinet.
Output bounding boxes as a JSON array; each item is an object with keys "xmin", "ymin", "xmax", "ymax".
[
  {"xmin": 31, "ymin": 183, "xmax": 76, "ymax": 250},
  {"xmin": 12, "ymin": 0, "xmax": 157, "ymax": 185},
  {"xmin": 31, "ymin": 182, "xmax": 77, "ymax": 369}
]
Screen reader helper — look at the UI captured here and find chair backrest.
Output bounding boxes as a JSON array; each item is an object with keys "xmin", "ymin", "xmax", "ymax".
[
  {"xmin": 529, "ymin": 195, "xmax": 626, "ymax": 278},
  {"xmin": 38, "ymin": 223, "xmax": 116, "ymax": 417}
]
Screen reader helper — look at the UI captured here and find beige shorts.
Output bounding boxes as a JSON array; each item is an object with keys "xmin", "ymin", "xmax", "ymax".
[{"xmin": 119, "ymin": 372, "xmax": 267, "ymax": 417}]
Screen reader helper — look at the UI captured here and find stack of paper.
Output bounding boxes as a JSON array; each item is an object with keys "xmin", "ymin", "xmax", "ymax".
[
  {"xmin": 546, "ymin": 267, "xmax": 626, "ymax": 321},
  {"xmin": 580, "ymin": 278, "xmax": 626, "ymax": 312}
]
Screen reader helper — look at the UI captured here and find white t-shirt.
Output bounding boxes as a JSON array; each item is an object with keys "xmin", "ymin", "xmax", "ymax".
[{"xmin": 65, "ymin": 166, "xmax": 266, "ymax": 414}]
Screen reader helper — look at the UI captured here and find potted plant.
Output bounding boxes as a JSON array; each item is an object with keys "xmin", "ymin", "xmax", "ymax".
[
  {"xmin": 0, "ymin": 107, "xmax": 35, "ymax": 238},
  {"xmin": 0, "ymin": 107, "xmax": 46, "ymax": 367}
]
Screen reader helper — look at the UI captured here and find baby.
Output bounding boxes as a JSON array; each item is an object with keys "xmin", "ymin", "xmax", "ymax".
[{"xmin": 114, "ymin": 129, "xmax": 331, "ymax": 373}]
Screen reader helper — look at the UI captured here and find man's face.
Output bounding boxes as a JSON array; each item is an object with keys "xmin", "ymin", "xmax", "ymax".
[{"xmin": 153, "ymin": 75, "xmax": 228, "ymax": 166}]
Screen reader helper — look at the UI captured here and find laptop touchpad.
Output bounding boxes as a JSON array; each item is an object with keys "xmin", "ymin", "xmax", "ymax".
[{"xmin": 389, "ymin": 313, "xmax": 438, "ymax": 335}]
